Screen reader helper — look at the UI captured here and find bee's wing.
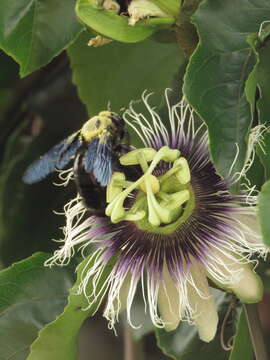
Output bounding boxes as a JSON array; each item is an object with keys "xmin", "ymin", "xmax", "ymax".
[
  {"xmin": 57, "ymin": 131, "xmax": 81, "ymax": 168},
  {"xmin": 94, "ymin": 140, "xmax": 113, "ymax": 186},
  {"xmin": 83, "ymin": 137, "xmax": 113, "ymax": 187},
  {"xmin": 82, "ymin": 138, "xmax": 99, "ymax": 174},
  {"xmin": 23, "ymin": 131, "xmax": 81, "ymax": 184}
]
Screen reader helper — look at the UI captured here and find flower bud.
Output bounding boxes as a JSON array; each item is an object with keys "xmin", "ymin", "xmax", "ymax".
[{"xmin": 76, "ymin": 0, "xmax": 178, "ymax": 43}]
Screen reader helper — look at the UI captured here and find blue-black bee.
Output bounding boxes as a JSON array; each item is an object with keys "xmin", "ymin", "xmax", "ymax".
[{"xmin": 23, "ymin": 111, "xmax": 128, "ymax": 214}]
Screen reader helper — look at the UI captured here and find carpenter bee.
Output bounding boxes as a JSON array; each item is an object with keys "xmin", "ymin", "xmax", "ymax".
[{"xmin": 23, "ymin": 111, "xmax": 128, "ymax": 215}]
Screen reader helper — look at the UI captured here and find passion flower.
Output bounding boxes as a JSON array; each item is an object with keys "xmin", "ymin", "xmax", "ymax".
[{"xmin": 46, "ymin": 91, "xmax": 265, "ymax": 342}]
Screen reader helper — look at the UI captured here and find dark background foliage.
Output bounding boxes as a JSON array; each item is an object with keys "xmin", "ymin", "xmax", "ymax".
[{"xmin": 1, "ymin": 0, "xmax": 270, "ymax": 359}]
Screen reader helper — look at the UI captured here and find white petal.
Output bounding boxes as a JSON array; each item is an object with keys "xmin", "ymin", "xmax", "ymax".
[
  {"xmin": 117, "ymin": 273, "xmax": 132, "ymax": 313},
  {"xmin": 158, "ymin": 265, "xmax": 181, "ymax": 331},
  {"xmin": 188, "ymin": 262, "xmax": 218, "ymax": 342},
  {"xmin": 230, "ymin": 264, "xmax": 263, "ymax": 303},
  {"xmin": 234, "ymin": 210, "xmax": 263, "ymax": 245},
  {"xmin": 207, "ymin": 249, "xmax": 263, "ymax": 303}
]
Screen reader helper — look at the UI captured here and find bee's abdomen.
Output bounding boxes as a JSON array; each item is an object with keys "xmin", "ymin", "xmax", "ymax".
[{"xmin": 74, "ymin": 154, "xmax": 107, "ymax": 216}]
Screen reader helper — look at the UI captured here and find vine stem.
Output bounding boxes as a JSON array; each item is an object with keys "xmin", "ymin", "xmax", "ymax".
[
  {"xmin": 175, "ymin": 0, "xmax": 203, "ymax": 56},
  {"xmin": 123, "ymin": 323, "xmax": 144, "ymax": 360},
  {"xmin": 244, "ymin": 303, "xmax": 268, "ymax": 360}
]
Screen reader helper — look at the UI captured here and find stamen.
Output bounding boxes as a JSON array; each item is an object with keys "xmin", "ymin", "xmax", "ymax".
[
  {"xmin": 106, "ymin": 172, "xmax": 126, "ymax": 203},
  {"xmin": 137, "ymin": 151, "xmax": 149, "ymax": 173},
  {"xmin": 159, "ymin": 166, "xmax": 181, "ymax": 183},
  {"xmin": 173, "ymin": 157, "xmax": 191, "ymax": 184}
]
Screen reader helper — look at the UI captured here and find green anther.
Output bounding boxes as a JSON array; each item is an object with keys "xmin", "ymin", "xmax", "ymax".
[
  {"xmin": 146, "ymin": 180, "xmax": 161, "ymax": 226},
  {"xmin": 137, "ymin": 151, "xmax": 149, "ymax": 173},
  {"xmin": 159, "ymin": 199, "xmax": 182, "ymax": 223},
  {"xmin": 156, "ymin": 190, "xmax": 190, "ymax": 224},
  {"xmin": 145, "ymin": 180, "xmax": 171, "ymax": 226},
  {"xmin": 120, "ymin": 148, "xmax": 157, "ymax": 166},
  {"xmin": 166, "ymin": 190, "xmax": 190, "ymax": 207},
  {"xmin": 113, "ymin": 192, "xmax": 145, "ymax": 223},
  {"xmin": 124, "ymin": 210, "xmax": 145, "ymax": 221},
  {"xmin": 106, "ymin": 172, "xmax": 125, "ymax": 203},
  {"xmin": 173, "ymin": 157, "xmax": 191, "ymax": 184},
  {"xmin": 114, "ymin": 180, "xmax": 134, "ymax": 188},
  {"xmin": 162, "ymin": 148, "xmax": 180, "ymax": 162},
  {"xmin": 147, "ymin": 146, "xmax": 179, "ymax": 173},
  {"xmin": 110, "ymin": 202, "xmax": 126, "ymax": 223},
  {"xmin": 157, "ymin": 191, "xmax": 171, "ymax": 201},
  {"xmin": 105, "ymin": 171, "xmax": 147, "ymax": 221},
  {"xmin": 159, "ymin": 166, "xmax": 181, "ymax": 184}
]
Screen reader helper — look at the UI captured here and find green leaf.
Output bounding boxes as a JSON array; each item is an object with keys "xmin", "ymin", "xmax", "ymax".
[
  {"xmin": 0, "ymin": 83, "xmax": 85, "ymax": 265},
  {"xmin": 251, "ymin": 39, "xmax": 270, "ymax": 181},
  {"xmin": 155, "ymin": 290, "xmax": 232, "ymax": 360},
  {"xmin": 0, "ymin": 50, "xmax": 19, "ymax": 119},
  {"xmin": 76, "ymin": 0, "xmax": 175, "ymax": 43},
  {"xmin": 0, "ymin": 121, "xmax": 69, "ymax": 264},
  {"xmin": 246, "ymin": 35, "xmax": 270, "ymax": 126},
  {"xmin": 258, "ymin": 180, "xmax": 270, "ymax": 247},
  {"xmin": 183, "ymin": 0, "xmax": 270, "ymax": 177},
  {"xmin": 27, "ymin": 253, "xmax": 116, "ymax": 360},
  {"xmin": 229, "ymin": 309, "xmax": 253, "ymax": 360},
  {"xmin": 257, "ymin": 133, "xmax": 270, "ymax": 180},
  {"xmin": 245, "ymin": 153, "xmax": 265, "ymax": 189},
  {"xmin": 0, "ymin": 0, "xmax": 83, "ymax": 76},
  {"xmin": 256, "ymin": 40, "xmax": 270, "ymax": 127},
  {"xmin": 245, "ymin": 36, "xmax": 270, "ymax": 180},
  {"xmin": 245, "ymin": 34, "xmax": 259, "ymax": 115},
  {"xmin": 258, "ymin": 21, "xmax": 270, "ymax": 44},
  {"xmin": 0, "ymin": 252, "xmax": 75, "ymax": 360},
  {"xmin": 0, "ymin": 50, "xmax": 19, "ymax": 88},
  {"xmin": 68, "ymin": 31, "xmax": 185, "ymax": 116}
]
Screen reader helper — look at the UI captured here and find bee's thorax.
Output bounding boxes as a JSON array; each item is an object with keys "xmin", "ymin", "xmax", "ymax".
[{"xmin": 81, "ymin": 112, "xmax": 115, "ymax": 142}]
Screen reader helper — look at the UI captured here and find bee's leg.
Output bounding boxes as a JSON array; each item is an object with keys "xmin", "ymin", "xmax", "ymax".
[
  {"xmin": 123, "ymin": 127, "xmax": 130, "ymax": 144},
  {"xmin": 112, "ymin": 144, "xmax": 140, "ymax": 181},
  {"xmin": 114, "ymin": 143, "xmax": 132, "ymax": 156}
]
